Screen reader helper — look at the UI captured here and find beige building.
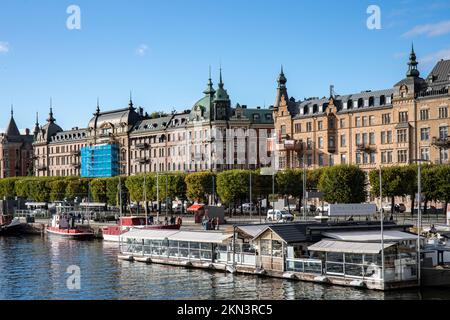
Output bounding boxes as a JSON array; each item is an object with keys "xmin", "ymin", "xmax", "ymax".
[
  {"xmin": 273, "ymin": 47, "xmax": 450, "ymax": 171},
  {"xmin": 33, "ymin": 71, "xmax": 274, "ymax": 177}
]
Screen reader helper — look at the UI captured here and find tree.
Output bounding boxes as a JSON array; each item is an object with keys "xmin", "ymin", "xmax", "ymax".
[
  {"xmin": 276, "ymin": 169, "xmax": 303, "ymax": 213},
  {"xmin": 49, "ymin": 179, "xmax": 68, "ymax": 202},
  {"xmin": 29, "ymin": 178, "xmax": 51, "ymax": 203},
  {"xmin": 125, "ymin": 175, "xmax": 145, "ymax": 203},
  {"xmin": 422, "ymin": 165, "xmax": 440, "ymax": 215},
  {"xmin": 216, "ymin": 170, "xmax": 249, "ymax": 214},
  {"xmin": 185, "ymin": 172, "xmax": 215, "ymax": 203},
  {"xmin": 0, "ymin": 178, "xmax": 17, "ymax": 199},
  {"xmin": 90, "ymin": 179, "xmax": 107, "ymax": 203},
  {"xmin": 65, "ymin": 178, "xmax": 89, "ymax": 201},
  {"xmin": 400, "ymin": 165, "xmax": 417, "ymax": 215},
  {"xmin": 15, "ymin": 178, "xmax": 31, "ymax": 199},
  {"xmin": 369, "ymin": 166, "xmax": 405, "ymax": 214},
  {"xmin": 307, "ymin": 168, "xmax": 325, "ymax": 191},
  {"xmin": 437, "ymin": 165, "xmax": 450, "ymax": 216},
  {"xmin": 319, "ymin": 165, "xmax": 366, "ymax": 204}
]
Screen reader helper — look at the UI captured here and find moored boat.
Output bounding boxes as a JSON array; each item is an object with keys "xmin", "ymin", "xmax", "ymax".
[
  {"xmin": 46, "ymin": 214, "xmax": 94, "ymax": 239},
  {"xmin": 102, "ymin": 216, "xmax": 181, "ymax": 242},
  {"xmin": 0, "ymin": 215, "xmax": 22, "ymax": 236}
]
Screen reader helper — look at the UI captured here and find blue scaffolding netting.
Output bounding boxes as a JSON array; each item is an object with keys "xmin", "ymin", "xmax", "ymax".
[{"xmin": 80, "ymin": 144, "xmax": 119, "ymax": 178}]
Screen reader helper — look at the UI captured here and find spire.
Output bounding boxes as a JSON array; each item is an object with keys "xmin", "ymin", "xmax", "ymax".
[
  {"xmin": 407, "ymin": 43, "xmax": 420, "ymax": 78},
  {"xmin": 34, "ymin": 112, "xmax": 40, "ymax": 136},
  {"xmin": 10, "ymin": 104, "xmax": 13, "ymax": 117},
  {"xmin": 47, "ymin": 98, "xmax": 55, "ymax": 123},
  {"xmin": 96, "ymin": 97, "xmax": 100, "ymax": 114},
  {"xmin": 219, "ymin": 67, "xmax": 223, "ymax": 87},
  {"xmin": 277, "ymin": 65, "xmax": 287, "ymax": 88},
  {"xmin": 214, "ymin": 67, "xmax": 229, "ymax": 101},
  {"xmin": 5, "ymin": 104, "xmax": 20, "ymax": 137},
  {"xmin": 128, "ymin": 91, "xmax": 134, "ymax": 109},
  {"xmin": 203, "ymin": 66, "xmax": 216, "ymax": 95}
]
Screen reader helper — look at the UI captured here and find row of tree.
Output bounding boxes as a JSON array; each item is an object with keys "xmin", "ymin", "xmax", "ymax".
[{"xmin": 0, "ymin": 164, "xmax": 448, "ymax": 214}]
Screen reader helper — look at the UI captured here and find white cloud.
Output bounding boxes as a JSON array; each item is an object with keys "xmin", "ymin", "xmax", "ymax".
[
  {"xmin": 0, "ymin": 42, "xmax": 10, "ymax": 54},
  {"xmin": 421, "ymin": 48, "xmax": 450, "ymax": 65},
  {"xmin": 136, "ymin": 44, "xmax": 149, "ymax": 56},
  {"xmin": 403, "ymin": 20, "xmax": 450, "ymax": 37}
]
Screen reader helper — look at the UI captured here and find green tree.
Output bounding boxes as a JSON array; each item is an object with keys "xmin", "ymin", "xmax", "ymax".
[
  {"xmin": 29, "ymin": 178, "xmax": 51, "ymax": 202},
  {"xmin": 65, "ymin": 178, "xmax": 89, "ymax": 201},
  {"xmin": 185, "ymin": 172, "xmax": 215, "ymax": 203},
  {"xmin": 0, "ymin": 178, "xmax": 17, "ymax": 199},
  {"xmin": 49, "ymin": 179, "xmax": 68, "ymax": 202},
  {"xmin": 15, "ymin": 178, "xmax": 31, "ymax": 199},
  {"xmin": 217, "ymin": 170, "xmax": 250, "ymax": 214},
  {"xmin": 276, "ymin": 169, "xmax": 303, "ymax": 213},
  {"xmin": 437, "ymin": 165, "xmax": 450, "ymax": 216},
  {"xmin": 90, "ymin": 179, "xmax": 107, "ymax": 203},
  {"xmin": 319, "ymin": 165, "xmax": 366, "ymax": 204}
]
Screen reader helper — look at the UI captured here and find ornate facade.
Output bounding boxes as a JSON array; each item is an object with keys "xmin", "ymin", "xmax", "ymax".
[
  {"xmin": 33, "ymin": 71, "xmax": 274, "ymax": 177},
  {"xmin": 273, "ymin": 47, "xmax": 450, "ymax": 170}
]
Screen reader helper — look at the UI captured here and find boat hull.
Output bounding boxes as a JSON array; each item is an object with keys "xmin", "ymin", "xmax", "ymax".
[
  {"xmin": 46, "ymin": 227, "xmax": 94, "ymax": 239},
  {"xmin": 422, "ymin": 267, "xmax": 450, "ymax": 287}
]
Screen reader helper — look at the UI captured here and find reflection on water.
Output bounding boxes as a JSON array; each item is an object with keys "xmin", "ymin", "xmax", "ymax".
[{"xmin": 0, "ymin": 236, "xmax": 448, "ymax": 300}]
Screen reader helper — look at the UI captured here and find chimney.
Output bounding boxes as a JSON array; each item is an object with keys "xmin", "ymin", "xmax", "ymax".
[{"xmin": 25, "ymin": 128, "xmax": 30, "ymax": 135}]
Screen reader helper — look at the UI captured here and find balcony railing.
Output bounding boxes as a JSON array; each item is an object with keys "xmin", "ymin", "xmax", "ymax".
[
  {"xmin": 432, "ymin": 137, "xmax": 450, "ymax": 148},
  {"xmin": 36, "ymin": 165, "xmax": 47, "ymax": 171},
  {"xmin": 71, "ymin": 162, "xmax": 81, "ymax": 168},
  {"xmin": 134, "ymin": 143, "xmax": 150, "ymax": 150},
  {"xmin": 70, "ymin": 150, "xmax": 81, "ymax": 156},
  {"xmin": 418, "ymin": 87, "xmax": 449, "ymax": 98},
  {"xmin": 356, "ymin": 143, "xmax": 375, "ymax": 152},
  {"xmin": 135, "ymin": 157, "xmax": 150, "ymax": 165}
]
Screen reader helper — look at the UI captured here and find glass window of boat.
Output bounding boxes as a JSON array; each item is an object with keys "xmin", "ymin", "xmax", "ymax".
[
  {"xmin": 345, "ymin": 264, "xmax": 363, "ymax": 277},
  {"xmin": 326, "ymin": 262, "xmax": 344, "ymax": 274},
  {"xmin": 272, "ymin": 241, "xmax": 283, "ymax": 257},
  {"xmin": 326, "ymin": 252, "xmax": 343, "ymax": 263},
  {"xmin": 200, "ymin": 243, "xmax": 211, "ymax": 250},
  {"xmin": 190, "ymin": 242, "xmax": 200, "ymax": 249},
  {"xmin": 260, "ymin": 240, "xmax": 271, "ymax": 256},
  {"xmin": 345, "ymin": 253, "xmax": 363, "ymax": 264},
  {"xmin": 169, "ymin": 240, "xmax": 179, "ymax": 248},
  {"xmin": 179, "ymin": 241, "xmax": 189, "ymax": 249}
]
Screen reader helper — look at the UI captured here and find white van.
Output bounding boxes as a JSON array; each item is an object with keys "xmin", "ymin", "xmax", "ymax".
[{"xmin": 267, "ymin": 209, "xmax": 294, "ymax": 222}]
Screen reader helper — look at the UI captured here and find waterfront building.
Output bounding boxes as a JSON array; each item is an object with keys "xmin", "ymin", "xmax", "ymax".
[
  {"xmin": 33, "ymin": 70, "xmax": 275, "ymax": 177},
  {"xmin": 273, "ymin": 47, "xmax": 450, "ymax": 170},
  {"xmin": 0, "ymin": 108, "xmax": 34, "ymax": 178}
]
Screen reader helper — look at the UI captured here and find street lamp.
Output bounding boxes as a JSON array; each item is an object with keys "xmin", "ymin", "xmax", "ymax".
[{"xmin": 411, "ymin": 158, "xmax": 432, "ymax": 287}]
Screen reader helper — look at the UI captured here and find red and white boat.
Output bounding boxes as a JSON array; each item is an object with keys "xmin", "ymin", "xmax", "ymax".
[
  {"xmin": 102, "ymin": 216, "xmax": 181, "ymax": 242},
  {"xmin": 46, "ymin": 214, "xmax": 94, "ymax": 239}
]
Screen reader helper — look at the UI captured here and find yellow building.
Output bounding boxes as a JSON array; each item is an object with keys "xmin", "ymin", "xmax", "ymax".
[{"xmin": 273, "ymin": 47, "xmax": 450, "ymax": 171}]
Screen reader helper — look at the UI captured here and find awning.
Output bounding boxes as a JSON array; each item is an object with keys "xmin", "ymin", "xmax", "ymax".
[
  {"xmin": 121, "ymin": 229, "xmax": 232, "ymax": 244},
  {"xmin": 187, "ymin": 204, "xmax": 204, "ymax": 212},
  {"xmin": 308, "ymin": 240, "xmax": 396, "ymax": 254},
  {"xmin": 79, "ymin": 202, "xmax": 107, "ymax": 207},
  {"xmin": 236, "ymin": 224, "xmax": 270, "ymax": 238},
  {"xmin": 25, "ymin": 202, "xmax": 47, "ymax": 207},
  {"xmin": 322, "ymin": 230, "xmax": 418, "ymax": 242}
]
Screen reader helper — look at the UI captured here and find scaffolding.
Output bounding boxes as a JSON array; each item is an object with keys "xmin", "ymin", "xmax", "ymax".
[{"xmin": 81, "ymin": 144, "xmax": 120, "ymax": 178}]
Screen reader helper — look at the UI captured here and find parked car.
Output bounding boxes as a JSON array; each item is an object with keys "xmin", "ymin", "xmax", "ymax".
[
  {"xmin": 266, "ymin": 209, "xmax": 294, "ymax": 222},
  {"xmin": 381, "ymin": 203, "xmax": 406, "ymax": 213}
]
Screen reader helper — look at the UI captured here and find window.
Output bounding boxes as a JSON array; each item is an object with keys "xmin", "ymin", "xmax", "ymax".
[
  {"xmin": 370, "ymin": 152, "xmax": 376, "ymax": 164},
  {"xmin": 329, "ymin": 155, "xmax": 334, "ymax": 166},
  {"xmin": 440, "ymin": 149, "xmax": 449, "ymax": 163},
  {"xmin": 281, "ymin": 125, "xmax": 286, "ymax": 136},
  {"xmin": 348, "ymin": 99, "xmax": 353, "ymax": 109},
  {"xmin": 369, "ymin": 116, "xmax": 375, "ymax": 126},
  {"xmin": 398, "ymin": 150, "xmax": 408, "ymax": 163},
  {"xmin": 380, "ymin": 95, "xmax": 386, "ymax": 105},
  {"xmin": 318, "ymin": 137, "xmax": 324, "ymax": 149},
  {"xmin": 294, "ymin": 123, "xmax": 301, "ymax": 133},
  {"xmin": 340, "ymin": 119, "xmax": 345, "ymax": 128},
  {"xmin": 382, "ymin": 113, "xmax": 391, "ymax": 125},
  {"xmin": 387, "ymin": 131, "xmax": 392, "ymax": 144},
  {"xmin": 440, "ymin": 126, "xmax": 448, "ymax": 140},
  {"xmin": 318, "ymin": 121, "xmax": 323, "ymax": 130},
  {"xmin": 362, "ymin": 116, "xmax": 368, "ymax": 127},
  {"xmin": 355, "ymin": 117, "xmax": 361, "ymax": 127},
  {"xmin": 362, "ymin": 133, "xmax": 368, "ymax": 145},
  {"xmin": 306, "ymin": 122, "xmax": 312, "ymax": 132},
  {"xmin": 439, "ymin": 106, "xmax": 449, "ymax": 119},
  {"xmin": 358, "ymin": 98, "xmax": 364, "ymax": 108},
  {"xmin": 363, "ymin": 152, "xmax": 369, "ymax": 164},
  {"xmin": 356, "ymin": 153, "xmax": 361, "ymax": 164},
  {"xmin": 381, "ymin": 131, "xmax": 386, "ymax": 144},
  {"xmin": 307, "ymin": 154, "xmax": 313, "ymax": 166},
  {"xmin": 420, "ymin": 128, "xmax": 430, "ymax": 141},
  {"xmin": 355, "ymin": 133, "xmax": 361, "ymax": 146},
  {"xmin": 341, "ymin": 154, "xmax": 347, "ymax": 164},
  {"xmin": 420, "ymin": 148, "xmax": 430, "ymax": 161},
  {"xmin": 399, "ymin": 111, "xmax": 408, "ymax": 123},
  {"xmin": 319, "ymin": 154, "xmax": 324, "ymax": 166},
  {"xmin": 420, "ymin": 109, "xmax": 429, "ymax": 120},
  {"xmin": 307, "ymin": 138, "xmax": 312, "ymax": 150},
  {"xmin": 397, "ymin": 129, "xmax": 408, "ymax": 143},
  {"xmin": 329, "ymin": 117, "xmax": 335, "ymax": 129},
  {"xmin": 340, "ymin": 135, "xmax": 346, "ymax": 147},
  {"xmin": 369, "ymin": 97, "xmax": 375, "ymax": 107},
  {"xmin": 369, "ymin": 132, "xmax": 375, "ymax": 145}
]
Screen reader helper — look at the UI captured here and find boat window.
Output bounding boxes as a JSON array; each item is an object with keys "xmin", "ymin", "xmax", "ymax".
[
  {"xmin": 326, "ymin": 252, "xmax": 344, "ymax": 263},
  {"xmin": 272, "ymin": 240, "xmax": 283, "ymax": 257},
  {"xmin": 260, "ymin": 240, "xmax": 271, "ymax": 256},
  {"xmin": 189, "ymin": 242, "xmax": 200, "ymax": 249},
  {"xmin": 200, "ymin": 243, "xmax": 211, "ymax": 250},
  {"xmin": 345, "ymin": 253, "xmax": 363, "ymax": 264}
]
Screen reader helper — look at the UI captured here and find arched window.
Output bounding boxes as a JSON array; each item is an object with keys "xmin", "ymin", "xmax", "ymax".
[
  {"xmin": 358, "ymin": 98, "xmax": 364, "ymax": 108},
  {"xmin": 348, "ymin": 99, "xmax": 353, "ymax": 109},
  {"xmin": 380, "ymin": 95, "xmax": 386, "ymax": 106},
  {"xmin": 369, "ymin": 97, "xmax": 375, "ymax": 107},
  {"xmin": 313, "ymin": 104, "xmax": 318, "ymax": 113},
  {"xmin": 303, "ymin": 106, "xmax": 309, "ymax": 114}
]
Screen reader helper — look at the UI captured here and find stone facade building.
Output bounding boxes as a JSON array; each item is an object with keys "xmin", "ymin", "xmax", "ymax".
[
  {"xmin": 33, "ymin": 71, "xmax": 274, "ymax": 177},
  {"xmin": 273, "ymin": 47, "xmax": 450, "ymax": 171},
  {"xmin": 0, "ymin": 108, "xmax": 34, "ymax": 178}
]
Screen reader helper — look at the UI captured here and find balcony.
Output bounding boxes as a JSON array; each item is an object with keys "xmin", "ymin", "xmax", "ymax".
[
  {"xmin": 328, "ymin": 145, "xmax": 336, "ymax": 154},
  {"xmin": 71, "ymin": 162, "xmax": 81, "ymax": 169},
  {"xmin": 70, "ymin": 150, "xmax": 81, "ymax": 156},
  {"xmin": 36, "ymin": 165, "xmax": 47, "ymax": 171},
  {"xmin": 134, "ymin": 143, "xmax": 150, "ymax": 150},
  {"xmin": 356, "ymin": 144, "xmax": 375, "ymax": 152},
  {"xmin": 135, "ymin": 157, "xmax": 150, "ymax": 165},
  {"xmin": 432, "ymin": 137, "xmax": 450, "ymax": 148}
]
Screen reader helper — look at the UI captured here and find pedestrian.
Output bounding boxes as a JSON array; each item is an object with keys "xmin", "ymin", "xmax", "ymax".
[
  {"xmin": 164, "ymin": 216, "xmax": 168, "ymax": 226},
  {"xmin": 170, "ymin": 215, "xmax": 175, "ymax": 225}
]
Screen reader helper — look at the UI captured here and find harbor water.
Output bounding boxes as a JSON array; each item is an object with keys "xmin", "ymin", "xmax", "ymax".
[{"xmin": 0, "ymin": 235, "xmax": 449, "ymax": 300}]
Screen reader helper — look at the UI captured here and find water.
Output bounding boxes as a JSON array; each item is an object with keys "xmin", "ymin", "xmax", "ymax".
[{"xmin": 0, "ymin": 236, "xmax": 449, "ymax": 300}]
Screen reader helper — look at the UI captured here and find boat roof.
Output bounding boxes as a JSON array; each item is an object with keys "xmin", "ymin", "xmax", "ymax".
[
  {"xmin": 121, "ymin": 229, "xmax": 232, "ymax": 244},
  {"xmin": 308, "ymin": 240, "xmax": 396, "ymax": 254},
  {"xmin": 322, "ymin": 230, "xmax": 418, "ymax": 242}
]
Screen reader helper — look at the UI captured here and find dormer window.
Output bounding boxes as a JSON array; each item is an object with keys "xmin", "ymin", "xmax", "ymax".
[
  {"xmin": 303, "ymin": 106, "xmax": 309, "ymax": 114},
  {"xmin": 358, "ymin": 98, "xmax": 364, "ymax": 108},
  {"xmin": 313, "ymin": 104, "xmax": 318, "ymax": 113},
  {"xmin": 348, "ymin": 99, "xmax": 353, "ymax": 109},
  {"xmin": 369, "ymin": 97, "xmax": 375, "ymax": 107},
  {"xmin": 265, "ymin": 114, "xmax": 272, "ymax": 120},
  {"xmin": 253, "ymin": 114, "xmax": 260, "ymax": 121},
  {"xmin": 380, "ymin": 95, "xmax": 386, "ymax": 106}
]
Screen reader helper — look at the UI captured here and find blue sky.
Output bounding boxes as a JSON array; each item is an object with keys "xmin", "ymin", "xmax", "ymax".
[{"xmin": 0, "ymin": 0, "xmax": 450, "ymax": 131}]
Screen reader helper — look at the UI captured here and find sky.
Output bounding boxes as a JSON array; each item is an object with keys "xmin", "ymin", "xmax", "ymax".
[{"xmin": 0, "ymin": 0, "xmax": 450, "ymax": 131}]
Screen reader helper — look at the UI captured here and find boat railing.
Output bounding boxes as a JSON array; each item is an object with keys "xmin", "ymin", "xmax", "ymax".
[{"xmin": 286, "ymin": 258, "xmax": 323, "ymax": 275}]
